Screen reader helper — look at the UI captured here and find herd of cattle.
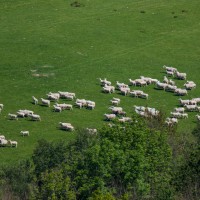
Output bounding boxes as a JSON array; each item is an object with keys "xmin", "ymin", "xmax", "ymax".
[{"xmin": 1, "ymin": 65, "xmax": 200, "ymax": 147}]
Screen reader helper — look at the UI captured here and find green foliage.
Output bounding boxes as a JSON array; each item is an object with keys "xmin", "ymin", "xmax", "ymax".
[
  {"xmin": 58, "ymin": 116, "xmax": 172, "ymax": 199},
  {"xmin": 172, "ymin": 122, "xmax": 200, "ymax": 199},
  {"xmin": 0, "ymin": 160, "xmax": 34, "ymax": 200},
  {"xmin": 32, "ymin": 139, "xmax": 67, "ymax": 177},
  {"xmin": 36, "ymin": 169, "xmax": 76, "ymax": 200}
]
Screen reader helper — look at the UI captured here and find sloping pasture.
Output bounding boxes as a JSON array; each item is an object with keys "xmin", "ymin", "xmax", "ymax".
[{"xmin": 0, "ymin": 0, "xmax": 200, "ymax": 165}]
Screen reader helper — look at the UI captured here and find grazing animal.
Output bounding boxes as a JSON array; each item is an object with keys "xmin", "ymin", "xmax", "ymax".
[
  {"xmin": 86, "ymin": 128, "xmax": 97, "ymax": 134},
  {"xmin": 175, "ymin": 71, "xmax": 187, "ymax": 80},
  {"xmin": 8, "ymin": 140, "xmax": 18, "ymax": 148},
  {"xmin": 104, "ymin": 114, "xmax": 116, "ymax": 121},
  {"xmin": 8, "ymin": 113, "xmax": 18, "ymax": 120},
  {"xmin": 41, "ymin": 98, "xmax": 50, "ymax": 107},
  {"xmin": 29, "ymin": 113, "xmax": 41, "ymax": 121},
  {"xmin": 59, "ymin": 122, "xmax": 74, "ymax": 131},
  {"xmin": 174, "ymin": 107, "xmax": 185, "ymax": 113},
  {"xmin": 20, "ymin": 131, "xmax": 29, "ymax": 136},
  {"xmin": 53, "ymin": 105, "xmax": 62, "ymax": 112},
  {"xmin": 32, "ymin": 96, "xmax": 38, "ymax": 105}
]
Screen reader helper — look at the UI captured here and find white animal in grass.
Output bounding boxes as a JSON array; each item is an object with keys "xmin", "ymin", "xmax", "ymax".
[
  {"xmin": 110, "ymin": 98, "xmax": 121, "ymax": 105},
  {"xmin": 174, "ymin": 107, "xmax": 185, "ymax": 113},
  {"xmin": 76, "ymin": 99, "xmax": 87, "ymax": 106},
  {"xmin": 184, "ymin": 104, "xmax": 197, "ymax": 112},
  {"xmin": 165, "ymin": 118, "xmax": 178, "ymax": 126},
  {"xmin": 0, "ymin": 104, "xmax": 4, "ymax": 109},
  {"xmin": 47, "ymin": 95, "xmax": 59, "ymax": 101},
  {"xmin": 135, "ymin": 109, "xmax": 148, "ymax": 117},
  {"xmin": 103, "ymin": 85, "xmax": 115, "ymax": 93},
  {"xmin": 135, "ymin": 79, "xmax": 147, "ymax": 87},
  {"xmin": 53, "ymin": 105, "xmax": 62, "ymax": 112},
  {"xmin": 99, "ymin": 78, "xmax": 111, "ymax": 86},
  {"xmin": 174, "ymin": 89, "xmax": 188, "ymax": 96},
  {"xmin": 118, "ymin": 117, "xmax": 132, "ymax": 123},
  {"xmin": 134, "ymin": 105, "xmax": 146, "ymax": 112},
  {"xmin": 41, "ymin": 98, "xmax": 50, "ymax": 107},
  {"xmin": 55, "ymin": 103, "xmax": 73, "ymax": 110},
  {"xmin": 184, "ymin": 81, "xmax": 196, "ymax": 90},
  {"xmin": 120, "ymin": 87, "xmax": 130, "ymax": 96},
  {"xmin": 129, "ymin": 79, "xmax": 136, "ymax": 86},
  {"xmin": 8, "ymin": 113, "xmax": 18, "ymax": 120},
  {"xmin": 130, "ymin": 90, "xmax": 144, "ymax": 98},
  {"xmin": 18, "ymin": 109, "xmax": 34, "ymax": 116},
  {"xmin": 109, "ymin": 106, "xmax": 123, "ymax": 114},
  {"xmin": 139, "ymin": 93, "xmax": 148, "ymax": 99},
  {"xmin": 169, "ymin": 79, "xmax": 175, "ymax": 86},
  {"xmin": 163, "ymin": 76, "xmax": 169, "ymax": 84},
  {"xmin": 156, "ymin": 81, "xmax": 168, "ymax": 90},
  {"xmin": 112, "ymin": 97, "xmax": 120, "ymax": 103},
  {"xmin": 86, "ymin": 128, "xmax": 97, "ymax": 134},
  {"xmin": 62, "ymin": 94, "xmax": 74, "ymax": 100},
  {"xmin": 165, "ymin": 85, "xmax": 177, "ymax": 92},
  {"xmin": 0, "ymin": 138, "xmax": 8, "ymax": 146},
  {"xmin": 29, "ymin": 113, "xmax": 41, "ymax": 121},
  {"xmin": 20, "ymin": 131, "xmax": 29, "ymax": 136},
  {"xmin": 0, "ymin": 135, "xmax": 5, "ymax": 139},
  {"xmin": 8, "ymin": 140, "xmax": 18, "ymax": 148},
  {"xmin": 171, "ymin": 112, "xmax": 184, "ymax": 119},
  {"xmin": 48, "ymin": 92, "xmax": 60, "ymax": 99},
  {"xmin": 75, "ymin": 102, "xmax": 83, "ymax": 109},
  {"xmin": 140, "ymin": 76, "xmax": 153, "ymax": 84},
  {"xmin": 110, "ymin": 100, "xmax": 120, "ymax": 105},
  {"xmin": 175, "ymin": 71, "xmax": 187, "ymax": 80},
  {"xmin": 32, "ymin": 96, "xmax": 38, "ymax": 105},
  {"xmin": 179, "ymin": 99, "xmax": 190, "ymax": 106},
  {"xmin": 58, "ymin": 91, "xmax": 69, "ymax": 97},
  {"xmin": 104, "ymin": 113, "xmax": 116, "ymax": 120},
  {"xmin": 59, "ymin": 122, "xmax": 74, "ymax": 131},
  {"xmin": 16, "ymin": 111, "xmax": 26, "ymax": 118},
  {"xmin": 87, "ymin": 103, "xmax": 95, "ymax": 110},
  {"xmin": 116, "ymin": 81, "xmax": 128, "ymax": 89},
  {"xmin": 166, "ymin": 70, "xmax": 174, "ymax": 77},
  {"xmin": 163, "ymin": 65, "xmax": 177, "ymax": 72},
  {"xmin": 192, "ymin": 98, "xmax": 200, "ymax": 104}
]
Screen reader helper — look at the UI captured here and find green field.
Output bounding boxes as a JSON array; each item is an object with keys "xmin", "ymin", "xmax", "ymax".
[{"xmin": 0, "ymin": 0, "xmax": 200, "ymax": 166}]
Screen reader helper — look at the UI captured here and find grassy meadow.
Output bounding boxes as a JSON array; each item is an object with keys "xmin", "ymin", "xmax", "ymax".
[{"xmin": 0, "ymin": 0, "xmax": 200, "ymax": 166}]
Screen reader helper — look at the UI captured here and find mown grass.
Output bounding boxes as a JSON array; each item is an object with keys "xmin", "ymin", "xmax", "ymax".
[{"xmin": 0, "ymin": 0, "xmax": 200, "ymax": 166}]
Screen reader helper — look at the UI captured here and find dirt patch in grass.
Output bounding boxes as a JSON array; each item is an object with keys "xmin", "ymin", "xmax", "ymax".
[{"xmin": 70, "ymin": 1, "xmax": 85, "ymax": 7}]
